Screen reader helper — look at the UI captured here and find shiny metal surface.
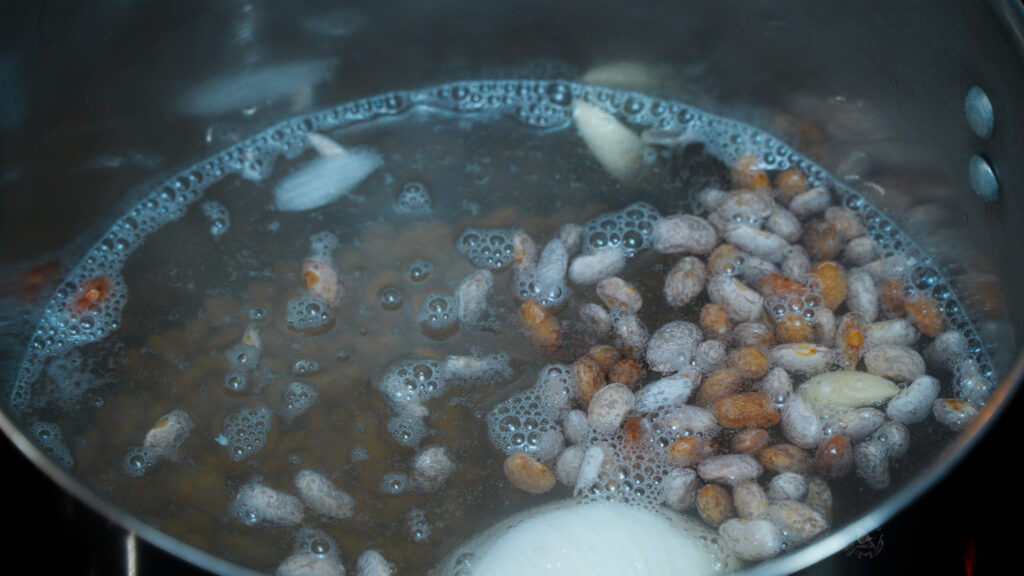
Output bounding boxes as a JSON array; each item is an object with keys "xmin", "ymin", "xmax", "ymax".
[{"xmin": 2, "ymin": 1, "xmax": 1023, "ymax": 574}]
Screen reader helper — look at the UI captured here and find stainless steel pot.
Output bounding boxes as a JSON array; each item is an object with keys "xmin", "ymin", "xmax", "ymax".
[{"xmin": 2, "ymin": 1, "xmax": 1023, "ymax": 574}]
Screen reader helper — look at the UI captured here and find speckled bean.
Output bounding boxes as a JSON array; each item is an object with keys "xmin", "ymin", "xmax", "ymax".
[
  {"xmin": 578, "ymin": 302, "xmax": 612, "ymax": 340},
  {"xmin": 886, "ymin": 375, "xmax": 940, "ymax": 424},
  {"xmin": 923, "ymin": 330, "xmax": 968, "ymax": 372},
  {"xmin": 827, "ymin": 407, "xmax": 886, "ymax": 442},
  {"xmin": 697, "ymin": 454, "xmax": 764, "ymax": 486},
  {"xmin": 555, "ymin": 444, "xmax": 586, "ymax": 487},
  {"xmin": 781, "ymin": 394, "xmax": 822, "ymax": 449},
  {"xmin": 769, "ymin": 343, "xmax": 832, "ymax": 376},
  {"xmin": 932, "ymin": 398, "xmax": 979, "ymax": 430},
  {"xmin": 767, "ymin": 207, "xmax": 803, "ymax": 243},
  {"xmin": 733, "ymin": 321, "xmax": 776, "ymax": 349},
  {"xmin": 356, "ymin": 550, "xmax": 395, "ymax": 576},
  {"xmin": 758, "ymin": 367, "xmax": 793, "ymax": 403},
  {"xmin": 143, "ymin": 409, "xmax": 194, "ymax": 457},
  {"xmin": 864, "ymin": 319, "xmax": 919, "ymax": 347},
  {"xmin": 663, "ymin": 468, "xmax": 700, "ymax": 512},
  {"xmin": 845, "ymin": 269, "xmax": 879, "ymax": 322},
  {"xmin": 597, "ymin": 276, "xmax": 642, "ymax": 314},
  {"xmin": 411, "ymin": 446, "xmax": 456, "ymax": 493},
  {"xmin": 843, "ymin": 236, "xmax": 879, "ymax": 267},
  {"xmin": 804, "ymin": 477, "xmax": 834, "ymax": 524},
  {"xmin": 767, "ymin": 500, "xmax": 828, "ymax": 543},
  {"xmin": 634, "ymin": 372, "xmax": 696, "ymax": 413},
  {"xmin": 612, "ymin": 313, "xmax": 649, "ymax": 360},
  {"xmin": 233, "ymin": 482, "xmax": 304, "ymax": 526},
  {"xmin": 568, "ymin": 246, "xmax": 627, "ymax": 285},
  {"xmin": 573, "ymin": 445, "xmax": 608, "ymax": 495},
  {"xmin": 456, "ymin": 269, "xmax": 494, "ymax": 325},
  {"xmin": 733, "ymin": 481, "xmax": 770, "ymax": 519},
  {"xmin": 789, "ymin": 187, "xmax": 832, "ymax": 219},
  {"xmin": 664, "ymin": 256, "xmax": 707, "ymax": 307},
  {"xmin": 645, "ymin": 320, "xmax": 702, "ymax": 373},
  {"xmin": 563, "ymin": 409, "xmax": 590, "ymax": 444},
  {"xmin": 651, "ymin": 213, "xmax": 719, "ymax": 255},
  {"xmin": 870, "ymin": 421, "xmax": 910, "ymax": 459},
  {"xmin": 766, "ymin": 472, "xmax": 808, "ymax": 502},
  {"xmin": 863, "ymin": 345, "xmax": 925, "ymax": 382},
  {"xmin": 708, "ymin": 275, "xmax": 764, "ymax": 323},
  {"xmin": 725, "ymin": 224, "xmax": 790, "ymax": 263},
  {"xmin": 781, "ymin": 245, "xmax": 812, "ymax": 278},
  {"xmin": 557, "ymin": 222, "xmax": 583, "ymax": 256},
  {"xmin": 716, "ymin": 191, "xmax": 775, "ymax": 227},
  {"xmin": 277, "ymin": 553, "xmax": 346, "ymax": 576},
  {"xmin": 587, "ymin": 383, "xmax": 635, "ymax": 433},
  {"xmin": 697, "ymin": 339, "xmax": 728, "ymax": 374},
  {"xmin": 719, "ymin": 518, "xmax": 785, "ymax": 561}
]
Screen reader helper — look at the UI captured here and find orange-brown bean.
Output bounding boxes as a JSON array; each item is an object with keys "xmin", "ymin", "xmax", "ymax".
[
  {"xmin": 731, "ymin": 428, "xmax": 771, "ymax": 455},
  {"xmin": 700, "ymin": 303, "xmax": 731, "ymax": 340},
  {"xmin": 727, "ymin": 347, "xmax": 770, "ymax": 380},
  {"xmin": 905, "ymin": 294, "xmax": 945, "ymax": 337},
  {"xmin": 520, "ymin": 300, "xmax": 562, "ymax": 351},
  {"xmin": 759, "ymin": 444, "xmax": 814, "ymax": 475},
  {"xmin": 713, "ymin": 392, "xmax": 780, "ymax": 429},
  {"xmin": 697, "ymin": 484, "xmax": 736, "ymax": 527},
  {"xmin": 608, "ymin": 358, "xmax": 643, "ymax": 390},
  {"xmin": 695, "ymin": 367, "xmax": 744, "ymax": 408},
  {"xmin": 809, "ymin": 261, "xmax": 847, "ymax": 310}
]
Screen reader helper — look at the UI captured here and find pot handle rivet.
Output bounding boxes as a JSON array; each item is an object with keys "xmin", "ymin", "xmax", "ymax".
[
  {"xmin": 965, "ymin": 86, "xmax": 994, "ymax": 140},
  {"xmin": 968, "ymin": 154, "xmax": 999, "ymax": 203}
]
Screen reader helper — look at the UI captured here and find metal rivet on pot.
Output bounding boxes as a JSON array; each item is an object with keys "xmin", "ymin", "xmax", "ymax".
[
  {"xmin": 968, "ymin": 154, "xmax": 999, "ymax": 203},
  {"xmin": 964, "ymin": 86, "xmax": 994, "ymax": 139}
]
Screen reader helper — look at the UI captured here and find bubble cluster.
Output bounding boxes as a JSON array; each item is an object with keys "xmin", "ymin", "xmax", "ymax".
[
  {"xmin": 407, "ymin": 259, "xmax": 434, "ymax": 283},
  {"xmin": 309, "ymin": 231, "xmax": 339, "ymax": 258},
  {"xmin": 286, "ymin": 294, "xmax": 334, "ymax": 333},
  {"xmin": 388, "ymin": 412, "xmax": 430, "ymax": 448},
  {"xmin": 292, "ymin": 359, "xmax": 320, "ymax": 375},
  {"xmin": 281, "ymin": 381, "xmax": 319, "ymax": 422},
  {"xmin": 218, "ymin": 405, "xmax": 273, "ymax": 462},
  {"xmin": 582, "ymin": 202, "xmax": 661, "ymax": 257},
  {"xmin": 201, "ymin": 200, "xmax": 230, "ymax": 237},
  {"xmin": 418, "ymin": 293, "xmax": 458, "ymax": 339},
  {"xmin": 486, "ymin": 365, "xmax": 573, "ymax": 462},
  {"xmin": 406, "ymin": 508, "xmax": 431, "ymax": 543},
  {"xmin": 395, "ymin": 181, "xmax": 433, "ymax": 214},
  {"xmin": 378, "ymin": 359, "xmax": 446, "ymax": 407},
  {"xmin": 29, "ymin": 421, "xmax": 74, "ymax": 469},
  {"xmin": 455, "ymin": 227, "xmax": 516, "ymax": 270}
]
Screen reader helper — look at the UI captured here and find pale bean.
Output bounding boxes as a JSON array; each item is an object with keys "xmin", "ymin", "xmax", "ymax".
[
  {"xmin": 634, "ymin": 372, "xmax": 696, "ymax": 413},
  {"xmin": 758, "ymin": 367, "xmax": 793, "ymax": 403},
  {"xmin": 781, "ymin": 394, "xmax": 822, "ymax": 449},
  {"xmin": 533, "ymin": 238, "xmax": 569, "ymax": 296},
  {"xmin": 766, "ymin": 472, "xmax": 808, "ymax": 502},
  {"xmin": 725, "ymin": 224, "xmax": 791, "ymax": 263},
  {"xmin": 578, "ymin": 302, "xmax": 612, "ymax": 340},
  {"xmin": 697, "ymin": 339, "xmax": 729, "ymax": 374},
  {"xmin": 824, "ymin": 206, "xmax": 867, "ymax": 240},
  {"xmin": 411, "ymin": 446, "xmax": 457, "ymax": 493},
  {"xmin": 295, "ymin": 470, "xmax": 355, "ymax": 520},
  {"xmin": 766, "ymin": 207, "xmax": 803, "ymax": 243},
  {"xmin": 769, "ymin": 343, "xmax": 833, "ymax": 376},
  {"xmin": 863, "ymin": 345, "xmax": 925, "ymax": 382},
  {"xmin": 886, "ymin": 375, "xmax": 940, "ymax": 424},
  {"xmin": 733, "ymin": 321, "xmax": 776, "ymax": 349},
  {"xmin": 870, "ymin": 421, "xmax": 910, "ymax": 459},
  {"xmin": 826, "ymin": 407, "xmax": 886, "ymax": 442},
  {"xmin": 789, "ymin": 187, "xmax": 832, "ymax": 220},
  {"xmin": 813, "ymin": 307, "xmax": 837, "ymax": 346},
  {"xmin": 780, "ymin": 245, "xmax": 812, "ymax": 278},
  {"xmin": 645, "ymin": 320, "xmax": 702, "ymax": 373},
  {"xmin": 767, "ymin": 500, "xmax": 828, "ymax": 543},
  {"xmin": 233, "ymin": 482, "xmax": 304, "ymax": 526},
  {"xmin": 738, "ymin": 255, "xmax": 779, "ymax": 287},
  {"xmin": 733, "ymin": 481, "xmax": 769, "ymax": 519},
  {"xmin": 859, "ymin": 254, "xmax": 916, "ymax": 281},
  {"xmin": 663, "ymin": 255, "xmax": 707, "ymax": 307},
  {"xmin": 719, "ymin": 518, "xmax": 784, "ymax": 561},
  {"xmin": 143, "ymin": 409, "xmax": 194, "ymax": 457},
  {"xmin": 932, "ymin": 398, "xmax": 978, "ymax": 430},
  {"xmin": 556, "ymin": 445, "xmax": 586, "ymax": 487},
  {"xmin": 651, "ymin": 213, "xmax": 719, "ymax": 255},
  {"xmin": 923, "ymin": 330, "xmax": 968, "ymax": 372},
  {"xmin": 798, "ymin": 370, "xmax": 898, "ymax": 416},
  {"xmin": 356, "ymin": 550, "xmax": 394, "ymax": 576},
  {"xmin": 716, "ymin": 190, "xmax": 775, "ymax": 227},
  {"xmin": 597, "ymin": 276, "xmax": 642, "ymax": 314},
  {"xmin": 277, "ymin": 553, "xmax": 346, "ymax": 576},
  {"xmin": 697, "ymin": 187, "xmax": 730, "ymax": 213},
  {"xmin": 708, "ymin": 275, "xmax": 764, "ymax": 323},
  {"xmin": 845, "ymin": 269, "xmax": 879, "ymax": 322},
  {"xmin": 657, "ymin": 405, "xmax": 719, "ymax": 437},
  {"xmin": 563, "ymin": 409, "xmax": 590, "ymax": 445},
  {"xmin": 853, "ymin": 440, "xmax": 890, "ymax": 490},
  {"xmin": 587, "ymin": 383, "xmax": 635, "ymax": 433},
  {"xmin": 568, "ymin": 246, "xmax": 627, "ymax": 285},
  {"xmin": 697, "ymin": 454, "xmax": 764, "ymax": 486},
  {"xmin": 662, "ymin": 468, "xmax": 700, "ymax": 512},
  {"xmin": 455, "ymin": 269, "xmax": 494, "ymax": 325},
  {"xmin": 864, "ymin": 319, "xmax": 919, "ymax": 347},
  {"xmin": 572, "ymin": 99, "xmax": 643, "ymax": 181},
  {"xmin": 557, "ymin": 222, "xmax": 583, "ymax": 257},
  {"xmin": 612, "ymin": 313, "xmax": 649, "ymax": 359},
  {"xmin": 512, "ymin": 230, "xmax": 538, "ymax": 272},
  {"xmin": 842, "ymin": 236, "xmax": 879, "ymax": 267},
  {"xmin": 573, "ymin": 445, "xmax": 608, "ymax": 495}
]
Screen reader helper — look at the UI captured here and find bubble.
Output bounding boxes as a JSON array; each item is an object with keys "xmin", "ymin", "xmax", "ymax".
[
  {"xmin": 286, "ymin": 294, "xmax": 335, "ymax": 334},
  {"xmin": 224, "ymin": 372, "xmax": 248, "ymax": 392},
  {"xmin": 418, "ymin": 293, "xmax": 458, "ymax": 339},
  {"xmin": 395, "ymin": 181, "xmax": 433, "ymax": 214},
  {"xmin": 407, "ymin": 259, "xmax": 433, "ymax": 283},
  {"xmin": 122, "ymin": 446, "xmax": 158, "ymax": 477},
  {"xmin": 29, "ymin": 421, "xmax": 74, "ymax": 469},
  {"xmin": 380, "ymin": 472, "xmax": 410, "ymax": 494},
  {"xmin": 379, "ymin": 286, "xmax": 403, "ymax": 310},
  {"xmin": 582, "ymin": 202, "xmax": 661, "ymax": 257},
  {"xmin": 200, "ymin": 200, "xmax": 231, "ymax": 237},
  {"xmin": 294, "ymin": 528, "xmax": 338, "ymax": 558},
  {"xmin": 249, "ymin": 307, "xmax": 268, "ymax": 321},
  {"xmin": 220, "ymin": 406, "xmax": 272, "ymax": 462},
  {"xmin": 281, "ymin": 381, "xmax": 319, "ymax": 422}
]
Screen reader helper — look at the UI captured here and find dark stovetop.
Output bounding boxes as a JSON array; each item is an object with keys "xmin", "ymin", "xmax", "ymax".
[{"xmin": 5, "ymin": 388, "xmax": 1021, "ymax": 576}]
